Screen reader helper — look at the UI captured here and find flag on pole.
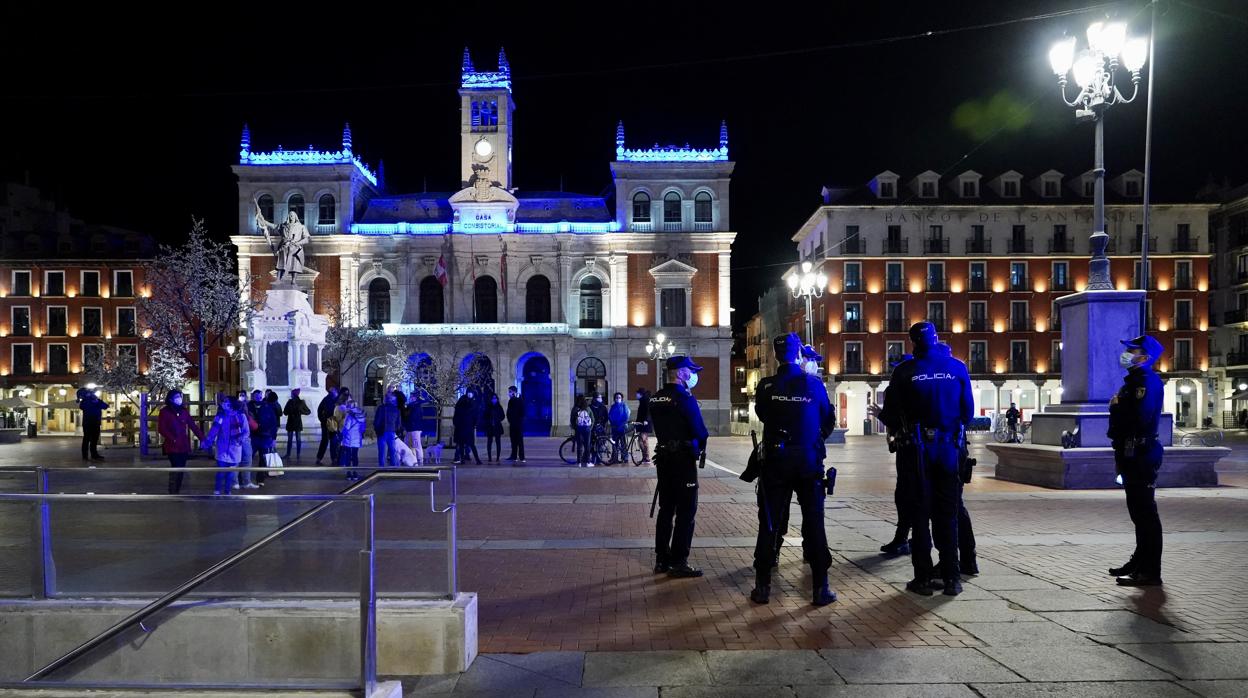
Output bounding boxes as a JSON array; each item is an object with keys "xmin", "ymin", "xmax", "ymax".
[
  {"xmin": 500, "ymin": 248, "xmax": 508, "ymax": 296},
  {"xmin": 434, "ymin": 254, "xmax": 448, "ymax": 287}
]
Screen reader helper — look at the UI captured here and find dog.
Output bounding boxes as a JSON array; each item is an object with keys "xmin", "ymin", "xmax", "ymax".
[
  {"xmin": 424, "ymin": 441, "xmax": 444, "ymax": 465},
  {"xmin": 391, "ymin": 435, "xmax": 422, "ymax": 467}
]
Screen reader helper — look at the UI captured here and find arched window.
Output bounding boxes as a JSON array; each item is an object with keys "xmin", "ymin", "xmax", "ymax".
[
  {"xmin": 363, "ymin": 359, "xmax": 384, "ymax": 407},
  {"xmin": 632, "ymin": 192, "xmax": 651, "ymax": 222},
  {"xmin": 287, "ymin": 194, "xmax": 305, "ymax": 222},
  {"xmin": 474, "ymin": 276, "xmax": 498, "ymax": 323},
  {"xmin": 318, "ymin": 194, "xmax": 335, "ymax": 227},
  {"xmin": 579, "ymin": 276, "xmax": 603, "ymax": 329},
  {"xmin": 420, "ymin": 276, "xmax": 444, "ymax": 324},
  {"xmin": 367, "ymin": 278, "xmax": 390, "ymax": 329},
  {"xmin": 526, "ymin": 274, "xmax": 551, "ymax": 323},
  {"xmin": 694, "ymin": 192, "xmax": 713, "ymax": 223},
  {"xmin": 663, "ymin": 192, "xmax": 682, "ymax": 224},
  {"xmin": 257, "ymin": 194, "xmax": 275, "ymax": 224},
  {"xmin": 575, "ymin": 357, "xmax": 608, "ymax": 399}
]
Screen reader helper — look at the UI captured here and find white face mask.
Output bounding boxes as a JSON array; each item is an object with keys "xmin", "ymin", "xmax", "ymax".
[
  {"xmin": 803, "ymin": 360, "xmax": 820, "ymax": 376},
  {"xmin": 686, "ymin": 372, "xmax": 699, "ymax": 390},
  {"xmin": 1119, "ymin": 351, "xmax": 1138, "ymax": 369}
]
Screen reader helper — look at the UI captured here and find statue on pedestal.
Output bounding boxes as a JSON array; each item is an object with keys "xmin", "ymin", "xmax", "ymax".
[{"xmin": 254, "ymin": 201, "xmax": 309, "ymax": 284}]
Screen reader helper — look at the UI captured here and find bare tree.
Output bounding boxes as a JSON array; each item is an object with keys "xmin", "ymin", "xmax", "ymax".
[
  {"xmin": 321, "ymin": 300, "xmax": 399, "ymax": 383},
  {"xmin": 82, "ymin": 339, "xmax": 143, "ymax": 408},
  {"xmin": 385, "ymin": 352, "xmax": 491, "ymax": 439},
  {"xmin": 138, "ymin": 219, "xmax": 252, "ymax": 427}
]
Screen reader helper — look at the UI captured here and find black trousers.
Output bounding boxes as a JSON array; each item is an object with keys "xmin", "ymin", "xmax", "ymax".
[
  {"xmin": 508, "ymin": 426, "xmax": 525, "ymax": 460},
  {"xmin": 754, "ymin": 464, "xmax": 831, "ymax": 579},
  {"xmin": 486, "ymin": 433, "xmax": 502, "ymax": 460},
  {"xmin": 892, "ymin": 455, "xmax": 914, "ymax": 542},
  {"xmin": 654, "ymin": 452, "xmax": 699, "ymax": 566},
  {"xmin": 81, "ymin": 422, "xmax": 101, "ymax": 459},
  {"xmin": 455, "ymin": 435, "xmax": 480, "ymax": 464},
  {"xmin": 904, "ymin": 438, "xmax": 962, "ymax": 580},
  {"xmin": 317, "ymin": 422, "xmax": 339, "ymax": 462},
  {"xmin": 167, "ymin": 453, "xmax": 190, "ymax": 493},
  {"xmin": 1118, "ymin": 441, "xmax": 1163, "ymax": 575}
]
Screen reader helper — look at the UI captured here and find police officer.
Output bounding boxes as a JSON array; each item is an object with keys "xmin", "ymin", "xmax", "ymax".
[
  {"xmin": 877, "ymin": 322, "xmax": 974, "ymax": 596},
  {"xmin": 750, "ymin": 333, "xmax": 836, "ymax": 606},
  {"xmin": 768, "ymin": 343, "xmax": 831, "ymax": 566},
  {"xmin": 1108, "ymin": 335, "xmax": 1165, "ymax": 586},
  {"xmin": 876, "ymin": 353, "xmax": 914, "ymax": 556},
  {"xmin": 648, "ymin": 355, "xmax": 709, "ymax": 578}
]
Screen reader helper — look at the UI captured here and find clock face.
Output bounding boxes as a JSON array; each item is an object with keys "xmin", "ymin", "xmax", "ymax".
[{"xmin": 474, "ymin": 139, "xmax": 493, "ymax": 158}]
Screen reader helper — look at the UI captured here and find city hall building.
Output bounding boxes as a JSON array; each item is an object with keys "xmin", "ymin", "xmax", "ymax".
[
  {"xmin": 230, "ymin": 49, "xmax": 736, "ymax": 435},
  {"xmin": 785, "ymin": 168, "xmax": 1213, "ymax": 435}
]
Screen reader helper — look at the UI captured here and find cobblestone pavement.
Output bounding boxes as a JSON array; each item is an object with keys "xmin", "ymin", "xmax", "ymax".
[{"xmin": 3, "ymin": 434, "xmax": 1248, "ymax": 696}]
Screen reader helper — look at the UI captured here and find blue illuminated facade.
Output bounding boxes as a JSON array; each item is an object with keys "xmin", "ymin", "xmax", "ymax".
[
  {"xmin": 460, "ymin": 46, "xmax": 512, "ymax": 91},
  {"xmin": 614, "ymin": 120, "xmax": 729, "ymax": 163},
  {"xmin": 238, "ymin": 122, "xmax": 379, "ymax": 186}
]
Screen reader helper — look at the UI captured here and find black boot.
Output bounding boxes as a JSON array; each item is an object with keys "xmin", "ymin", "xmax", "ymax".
[
  {"xmin": 749, "ymin": 570, "xmax": 771, "ymax": 604},
  {"xmin": 960, "ymin": 554, "xmax": 979, "ymax": 576},
  {"xmin": 1109, "ymin": 560, "xmax": 1138, "ymax": 577},
  {"xmin": 667, "ymin": 563, "xmax": 703, "ymax": 578},
  {"xmin": 906, "ymin": 578, "xmax": 934, "ymax": 596},
  {"xmin": 881, "ymin": 539, "xmax": 910, "ymax": 556},
  {"xmin": 943, "ymin": 576, "xmax": 963, "ymax": 596},
  {"xmin": 812, "ymin": 575, "xmax": 836, "ymax": 606}
]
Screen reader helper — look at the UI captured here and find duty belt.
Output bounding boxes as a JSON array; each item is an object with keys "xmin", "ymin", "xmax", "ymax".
[
  {"xmin": 919, "ymin": 428, "xmax": 958, "ymax": 444},
  {"xmin": 658, "ymin": 440, "xmax": 694, "ymax": 450}
]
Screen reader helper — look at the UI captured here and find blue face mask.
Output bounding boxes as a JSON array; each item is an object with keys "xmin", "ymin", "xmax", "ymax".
[{"xmin": 686, "ymin": 372, "xmax": 699, "ymax": 390}]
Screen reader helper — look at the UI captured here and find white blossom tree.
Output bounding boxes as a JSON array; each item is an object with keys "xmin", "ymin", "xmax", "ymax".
[
  {"xmin": 400, "ymin": 352, "xmax": 491, "ymax": 439},
  {"xmin": 82, "ymin": 339, "xmax": 142, "ymax": 408},
  {"xmin": 321, "ymin": 301, "xmax": 399, "ymax": 385},
  {"xmin": 137, "ymin": 219, "xmax": 252, "ymax": 427},
  {"xmin": 145, "ymin": 346, "xmax": 191, "ymax": 399}
]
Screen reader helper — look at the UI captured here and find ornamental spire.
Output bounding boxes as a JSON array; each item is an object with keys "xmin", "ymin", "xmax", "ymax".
[
  {"xmin": 342, "ymin": 122, "xmax": 353, "ymax": 152},
  {"xmin": 462, "ymin": 47, "xmax": 474, "ymax": 73},
  {"xmin": 616, "ymin": 120, "xmax": 625, "ymax": 149},
  {"xmin": 498, "ymin": 47, "xmax": 510, "ymax": 74},
  {"xmin": 240, "ymin": 123, "xmax": 251, "ymax": 153},
  {"xmin": 719, "ymin": 120, "xmax": 728, "ymax": 150}
]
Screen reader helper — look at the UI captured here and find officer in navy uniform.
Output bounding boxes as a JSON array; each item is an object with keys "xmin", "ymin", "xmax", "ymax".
[
  {"xmin": 648, "ymin": 355, "xmax": 709, "ymax": 579},
  {"xmin": 768, "ymin": 343, "xmax": 832, "ymax": 566},
  {"xmin": 1108, "ymin": 335, "xmax": 1165, "ymax": 586},
  {"xmin": 750, "ymin": 333, "xmax": 837, "ymax": 606},
  {"xmin": 876, "ymin": 322, "xmax": 974, "ymax": 596}
]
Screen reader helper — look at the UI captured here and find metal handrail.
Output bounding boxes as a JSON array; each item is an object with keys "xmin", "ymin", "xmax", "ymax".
[{"xmin": 17, "ymin": 469, "xmax": 445, "ymax": 685}]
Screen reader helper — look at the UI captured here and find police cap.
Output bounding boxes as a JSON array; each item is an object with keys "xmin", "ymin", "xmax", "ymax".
[
  {"xmin": 665, "ymin": 355, "xmax": 703, "ymax": 372},
  {"xmin": 909, "ymin": 321, "xmax": 939, "ymax": 347},
  {"xmin": 801, "ymin": 344, "xmax": 823, "ymax": 362},
  {"xmin": 773, "ymin": 332, "xmax": 803, "ymax": 362},
  {"xmin": 1121, "ymin": 335, "xmax": 1164, "ymax": 358}
]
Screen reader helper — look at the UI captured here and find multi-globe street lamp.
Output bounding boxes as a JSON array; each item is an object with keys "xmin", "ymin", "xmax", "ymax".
[
  {"xmin": 645, "ymin": 332, "xmax": 675, "ymax": 390},
  {"xmin": 1048, "ymin": 21, "xmax": 1148, "ymax": 291},
  {"xmin": 786, "ymin": 261, "xmax": 826, "ymax": 346}
]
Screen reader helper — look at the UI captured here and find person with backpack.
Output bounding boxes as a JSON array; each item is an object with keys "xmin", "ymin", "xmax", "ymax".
[
  {"xmin": 338, "ymin": 396, "xmax": 366, "ymax": 481},
  {"xmin": 482, "ymin": 393, "xmax": 505, "ymax": 463},
  {"xmin": 608, "ymin": 392, "xmax": 631, "ymax": 464},
  {"xmin": 571, "ymin": 395, "xmax": 594, "ymax": 467},
  {"xmin": 315, "ymin": 387, "xmax": 340, "ymax": 465},
  {"xmin": 283, "ymin": 388, "xmax": 311, "ymax": 460},
  {"xmin": 203, "ymin": 395, "xmax": 248, "ymax": 494},
  {"xmin": 158, "ymin": 389, "xmax": 204, "ymax": 494},
  {"xmin": 234, "ymin": 390, "xmax": 258, "ymax": 488},
  {"xmin": 256, "ymin": 391, "xmax": 284, "ymax": 478}
]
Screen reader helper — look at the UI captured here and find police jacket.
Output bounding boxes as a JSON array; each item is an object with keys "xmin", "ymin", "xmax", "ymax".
[
  {"xmin": 754, "ymin": 363, "xmax": 834, "ymax": 472},
  {"xmin": 878, "ymin": 347, "xmax": 974, "ymax": 434},
  {"xmin": 1108, "ymin": 365, "xmax": 1163, "ymax": 443},
  {"xmin": 648, "ymin": 382, "xmax": 709, "ymax": 453}
]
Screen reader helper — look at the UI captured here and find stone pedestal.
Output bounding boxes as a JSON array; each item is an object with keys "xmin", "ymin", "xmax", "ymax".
[
  {"xmin": 246, "ymin": 279, "xmax": 329, "ymax": 437},
  {"xmin": 994, "ymin": 288, "xmax": 1225, "ymax": 488}
]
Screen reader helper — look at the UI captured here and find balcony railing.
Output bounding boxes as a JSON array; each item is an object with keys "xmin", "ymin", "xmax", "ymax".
[
  {"xmin": 1008, "ymin": 239, "xmax": 1034, "ymax": 254},
  {"xmin": 927, "ymin": 278, "xmax": 947, "ymax": 292},
  {"xmin": 1226, "ymin": 352, "xmax": 1248, "ymax": 367},
  {"xmin": 841, "ymin": 238, "xmax": 865, "ymax": 255},
  {"xmin": 1010, "ymin": 316, "xmax": 1032, "ymax": 332},
  {"xmin": 1048, "ymin": 236, "xmax": 1075, "ymax": 254},
  {"xmin": 1051, "ymin": 277, "xmax": 1071, "ymax": 292},
  {"xmin": 843, "ymin": 361, "xmax": 865, "ymax": 375},
  {"xmin": 1173, "ymin": 357, "xmax": 1194, "ymax": 371},
  {"xmin": 923, "ymin": 238, "xmax": 950, "ymax": 255},
  {"xmin": 885, "ymin": 318, "xmax": 906, "ymax": 332},
  {"xmin": 968, "ymin": 317, "xmax": 988, "ymax": 332},
  {"xmin": 885, "ymin": 239, "xmax": 910, "ymax": 254},
  {"xmin": 964, "ymin": 239, "xmax": 991, "ymax": 254},
  {"xmin": 662, "ymin": 221, "xmax": 683, "ymax": 232},
  {"xmin": 1010, "ymin": 277, "xmax": 1031, "ymax": 291},
  {"xmin": 1225, "ymin": 309, "xmax": 1248, "ymax": 325},
  {"xmin": 969, "ymin": 279, "xmax": 988, "ymax": 292},
  {"xmin": 631, "ymin": 221, "xmax": 654, "ymax": 232},
  {"xmin": 1170, "ymin": 238, "xmax": 1198, "ymax": 253},
  {"xmin": 886, "ymin": 280, "xmax": 905, "ymax": 292},
  {"xmin": 1131, "ymin": 237, "xmax": 1159, "ymax": 254},
  {"xmin": 1131, "ymin": 278, "xmax": 1158, "ymax": 290},
  {"xmin": 314, "ymin": 223, "xmax": 339, "ymax": 235},
  {"xmin": 843, "ymin": 281, "xmax": 863, "ymax": 293},
  {"xmin": 1172, "ymin": 276, "xmax": 1194, "ymax": 291},
  {"xmin": 843, "ymin": 319, "xmax": 863, "ymax": 333},
  {"xmin": 1010, "ymin": 359, "xmax": 1031, "ymax": 373},
  {"xmin": 1171, "ymin": 316, "xmax": 1195, "ymax": 331},
  {"xmin": 693, "ymin": 221, "xmax": 714, "ymax": 232},
  {"xmin": 969, "ymin": 359, "xmax": 988, "ymax": 374}
]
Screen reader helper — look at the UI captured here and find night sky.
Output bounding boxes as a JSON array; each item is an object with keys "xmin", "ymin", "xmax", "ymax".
[{"xmin": 3, "ymin": 1, "xmax": 1247, "ymax": 326}]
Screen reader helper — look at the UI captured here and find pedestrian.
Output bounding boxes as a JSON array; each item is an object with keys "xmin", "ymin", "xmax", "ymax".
[
  {"xmin": 374, "ymin": 391, "xmax": 403, "ymax": 467},
  {"xmin": 1239, "ymin": 408, "xmax": 1247, "ymax": 429},
  {"xmin": 482, "ymin": 393, "xmax": 505, "ymax": 463},
  {"xmin": 402, "ymin": 393, "xmax": 425, "ymax": 465},
  {"xmin": 748, "ymin": 333, "xmax": 837, "ymax": 606},
  {"xmin": 875, "ymin": 322, "xmax": 975, "ymax": 597},
  {"xmin": 648, "ymin": 355, "xmax": 709, "ymax": 579},
  {"xmin": 259, "ymin": 391, "xmax": 284, "ymax": 478},
  {"xmin": 234, "ymin": 390, "xmax": 258, "ymax": 488},
  {"xmin": 158, "ymin": 389, "xmax": 204, "ymax": 494},
  {"xmin": 571, "ymin": 395, "xmax": 593, "ymax": 467},
  {"xmin": 452, "ymin": 389, "xmax": 481, "ymax": 465},
  {"xmin": 634, "ymin": 387, "xmax": 652, "ymax": 464},
  {"xmin": 338, "ymin": 396, "xmax": 366, "ymax": 481},
  {"xmin": 77, "ymin": 388, "xmax": 107, "ymax": 461},
  {"xmin": 608, "ymin": 392, "xmax": 631, "ymax": 464},
  {"xmin": 1005, "ymin": 402, "xmax": 1021, "ymax": 443},
  {"xmin": 1108, "ymin": 335, "xmax": 1166, "ymax": 586},
  {"xmin": 283, "ymin": 388, "xmax": 310, "ymax": 460},
  {"xmin": 203, "ymin": 395, "xmax": 248, "ymax": 495},
  {"xmin": 315, "ymin": 387, "xmax": 340, "ymax": 465},
  {"xmin": 930, "ymin": 343, "xmax": 978, "ymax": 583},
  {"xmin": 877, "ymin": 353, "xmax": 914, "ymax": 557},
  {"xmin": 505, "ymin": 386, "xmax": 526, "ymax": 464},
  {"xmin": 766, "ymin": 343, "xmax": 830, "ymax": 566}
]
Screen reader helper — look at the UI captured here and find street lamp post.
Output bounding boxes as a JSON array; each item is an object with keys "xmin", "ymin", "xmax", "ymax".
[
  {"xmin": 644, "ymin": 333, "xmax": 675, "ymax": 390},
  {"xmin": 786, "ymin": 261, "xmax": 827, "ymax": 346},
  {"xmin": 1049, "ymin": 22, "xmax": 1148, "ymax": 291}
]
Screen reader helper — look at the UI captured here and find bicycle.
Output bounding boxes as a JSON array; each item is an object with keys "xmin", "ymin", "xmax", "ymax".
[
  {"xmin": 994, "ymin": 420, "xmax": 1030, "ymax": 444},
  {"xmin": 560, "ymin": 427, "xmax": 612, "ymax": 465},
  {"xmin": 618, "ymin": 422, "xmax": 650, "ymax": 465}
]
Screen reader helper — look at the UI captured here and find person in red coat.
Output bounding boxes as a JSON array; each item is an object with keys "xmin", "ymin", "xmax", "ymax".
[{"xmin": 159, "ymin": 389, "xmax": 204, "ymax": 494}]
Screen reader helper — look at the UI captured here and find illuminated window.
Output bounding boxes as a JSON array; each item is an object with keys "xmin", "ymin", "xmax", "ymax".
[
  {"xmin": 694, "ymin": 192, "xmax": 713, "ymax": 223},
  {"xmin": 318, "ymin": 194, "xmax": 335, "ymax": 226},
  {"xmin": 11, "ymin": 271, "xmax": 30, "ymax": 297},
  {"xmin": 44, "ymin": 271, "xmax": 64, "ymax": 297},
  {"xmin": 368, "ymin": 278, "xmax": 391, "ymax": 329},
  {"xmin": 663, "ymin": 192, "xmax": 682, "ymax": 224},
  {"xmin": 632, "ymin": 192, "xmax": 651, "ymax": 222},
  {"xmin": 581, "ymin": 276, "xmax": 604, "ymax": 328},
  {"xmin": 81, "ymin": 271, "xmax": 100, "ymax": 298}
]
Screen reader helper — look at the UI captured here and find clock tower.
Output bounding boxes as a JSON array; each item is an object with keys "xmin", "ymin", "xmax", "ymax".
[{"xmin": 459, "ymin": 47, "xmax": 514, "ymax": 189}]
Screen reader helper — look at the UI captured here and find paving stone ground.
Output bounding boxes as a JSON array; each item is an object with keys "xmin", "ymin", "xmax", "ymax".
[{"xmin": 3, "ymin": 432, "xmax": 1248, "ymax": 695}]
